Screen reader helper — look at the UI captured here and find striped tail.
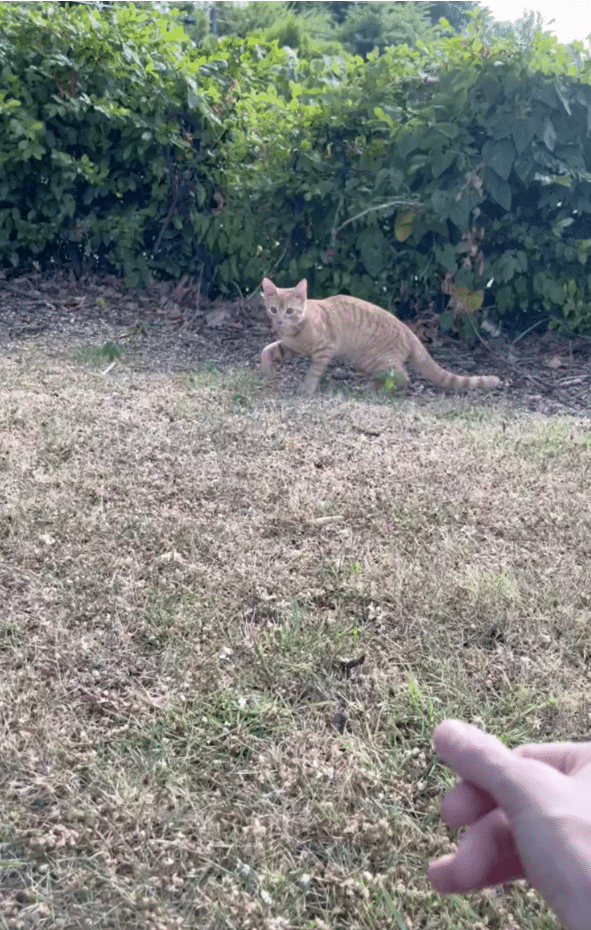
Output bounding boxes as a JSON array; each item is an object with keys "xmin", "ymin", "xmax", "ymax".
[{"xmin": 410, "ymin": 340, "xmax": 501, "ymax": 392}]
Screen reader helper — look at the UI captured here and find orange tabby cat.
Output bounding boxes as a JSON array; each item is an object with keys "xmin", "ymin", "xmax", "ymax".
[{"xmin": 261, "ymin": 278, "xmax": 501, "ymax": 396}]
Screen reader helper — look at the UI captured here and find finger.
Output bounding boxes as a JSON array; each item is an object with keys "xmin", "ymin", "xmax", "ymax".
[
  {"xmin": 440, "ymin": 779, "xmax": 497, "ymax": 827},
  {"xmin": 440, "ymin": 744, "xmax": 591, "ymax": 828},
  {"xmin": 515, "ymin": 742, "xmax": 591, "ymax": 776},
  {"xmin": 428, "ymin": 808, "xmax": 525, "ymax": 893},
  {"xmin": 432, "ymin": 720, "xmax": 543, "ymax": 818},
  {"xmin": 437, "ymin": 737, "xmax": 591, "ymax": 827},
  {"xmin": 439, "ymin": 743, "xmax": 591, "ymax": 827},
  {"xmin": 438, "ymin": 752, "xmax": 566, "ymax": 829}
]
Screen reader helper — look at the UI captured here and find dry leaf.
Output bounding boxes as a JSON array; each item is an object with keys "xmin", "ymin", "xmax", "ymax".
[
  {"xmin": 545, "ymin": 355, "xmax": 564, "ymax": 369},
  {"xmin": 205, "ymin": 307, "xmax": 231, "ymax": 327}
]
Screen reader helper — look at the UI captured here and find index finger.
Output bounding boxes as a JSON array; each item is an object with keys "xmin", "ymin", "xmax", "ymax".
[
  {"xmin": 515, "ymin": 742, "xmax": 591, "ymax": 775},
  {"xmin": 433, "ymin": 720, "xmax": 538, "ymax": 818}
]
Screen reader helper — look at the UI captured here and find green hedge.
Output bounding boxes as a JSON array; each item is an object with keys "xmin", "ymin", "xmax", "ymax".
[
  {"xmin": 228, "ymin": 20, "xmax": 591, "ymax": 330},
  {"xmin": 2, "ymin": 4, "xmax": 591, "ymax": 331},
  {"xmin": 0, "ymin": 3, "xmax": 243, "ymax": 285}
]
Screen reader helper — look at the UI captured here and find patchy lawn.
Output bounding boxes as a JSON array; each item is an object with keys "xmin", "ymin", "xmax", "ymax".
[{"xmin": 1, "ymin": 345, "xmax": 590, "ymax": 930}]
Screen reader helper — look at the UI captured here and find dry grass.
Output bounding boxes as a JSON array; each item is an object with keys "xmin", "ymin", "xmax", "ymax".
[{"xmin": 1, "ymin": 345, "xmax": 590, "ymax": 930}]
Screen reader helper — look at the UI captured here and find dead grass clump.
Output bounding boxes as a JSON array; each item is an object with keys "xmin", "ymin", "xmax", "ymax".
[{"xmin": 0, "ymin": 351, "xmax": 587, "ymax": 929}]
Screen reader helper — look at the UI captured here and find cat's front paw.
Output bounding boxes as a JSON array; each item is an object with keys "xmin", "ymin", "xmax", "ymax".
[{"xmin": 297, "ymin": 382, "xmax": 317, "ymax": 397}]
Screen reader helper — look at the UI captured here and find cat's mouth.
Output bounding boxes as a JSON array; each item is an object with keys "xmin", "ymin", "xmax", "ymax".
[{"xmin": 275, "ymin": 320, "xmax": 303, "ymax": 337}]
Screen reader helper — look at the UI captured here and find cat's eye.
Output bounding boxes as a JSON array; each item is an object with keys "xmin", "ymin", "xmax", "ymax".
[
  {"xmin": 268, "ymin": 305, "xmax": 277, "ymax": 314},
  {"xmin": 285, "ymin": 307, "xmax": 294, "ymax": 315}
]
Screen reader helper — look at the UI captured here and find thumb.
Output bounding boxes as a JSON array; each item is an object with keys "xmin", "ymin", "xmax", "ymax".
[{"xmin": 432, "ymin": 720, "xmax": 555, "ymax": 819}]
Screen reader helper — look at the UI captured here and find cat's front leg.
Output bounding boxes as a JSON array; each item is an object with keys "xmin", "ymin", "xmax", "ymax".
[
  {"xmin": 299, "ymin": 351, "xmax": 332, "ymax": 397},
  {"xmin": 261, "ymin": 341, "xmax": 293, "ymax": 386}
]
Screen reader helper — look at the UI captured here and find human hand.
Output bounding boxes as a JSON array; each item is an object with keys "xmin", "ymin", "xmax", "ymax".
[{"xmin": 428, "ymin": 719, "xmax": 591, "ymax": 930}]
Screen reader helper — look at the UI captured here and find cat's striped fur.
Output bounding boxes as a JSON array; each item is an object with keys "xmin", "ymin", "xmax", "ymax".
[{"xmin": 261, "ymin": 278, "xmax": 501, "ymax": 396}]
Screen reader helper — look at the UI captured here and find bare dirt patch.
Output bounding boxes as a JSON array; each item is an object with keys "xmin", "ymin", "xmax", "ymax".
[{"xmin": 1, "ymin": 274, "xmax": 590, "ymax": 929}]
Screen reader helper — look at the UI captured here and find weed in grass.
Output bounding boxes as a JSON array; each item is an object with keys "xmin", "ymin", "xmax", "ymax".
[
  {"xmin": 71, "ymin": 340, "xmax": 123, "ymax": 367},
  {"xmin": 513, "ymin": 418, "xmax": 591, "ymax": 460},
  {"xmin": 438, "ymin": 403, "xmax": 499, "ymax": 425},
  {"xmin": 183, "ymin": 364, "xmax": 228, "ymax": 389}
]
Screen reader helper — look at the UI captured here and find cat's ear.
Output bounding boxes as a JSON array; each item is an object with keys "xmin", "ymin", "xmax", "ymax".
[
  {"xmin": 294, "ymin": 279, "xmax": 307, "ymax": 299},
  {"xmin": 262, "ymin": 278, "xmax": 277, "ymax": 296}
]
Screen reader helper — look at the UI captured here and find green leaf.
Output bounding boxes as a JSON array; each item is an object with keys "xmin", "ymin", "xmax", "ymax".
[
  {"xmin": 431, "ymin": 190, "xmax": 452, "ymax": 220},
  {"xmin": 548, "ymin": 281, "xmax": 565, "ymax": 305},
  {"xmin": 513, "ymin": 153, "xmax": 534, "ymax": 185},
  {"xmin": 439, "ymin": 310, "xmax": 455, "ymax": 332},
  {"xmin": 397, "ymin": 133, "xmax": 416, "ymax": 160},
  {"xmin": 542, "ymin": 118, "xmax": 557, "ymax": 153},
  {"xmin": 482, "ymin": 139, "xmax": 516, "ymax": 181},
  {"xmin": 494, "ymin": 253, "xmax": 517, "ymax": 284},
  {"xmin": 455, "ymin": 265, "xmax": 477, "ymax": 290},
  {"xmin": 576, "ymin": 241, "xmax": 591, "ymax": 265},
  {"xmin": 394, "ymin": 209, "xmax": 415, "ymax": 242},
  {"xmin": 488, "ymin": 114, "xmax": 514, "ymax": 140},
  {"xmin": 484, "ymin": 168, "xmax": 512, "ymax": 211},
  {"xmin": 433, "ymin": 123, "xmax": 458, "ymax": 140},
  {"xmin": 449, "ymin": 190, "xmax": 479, "ymax": 230},
  {"xmin": 532, "ymin": 84, "xmax": 558, "ymax": 108},
  {"xmin": 431, "ymin": 150, "xmax": 455, "ymax": 179},
  {"xmin": 453, "ymin": 287, "xmax": 483, "ymax": 312},
  {"xmin": 554, "ymin": 81, "xmax": 572, "ymax": 116},
  {"xmin": 358, "ymin": 228, "xmax": 387, "ymax": 278},
  {"xmin": 534, "ymin": 173, "xmax": 572, "ymax": 187},
  {"xmin": 496, "ymin": 285, "xmax": 514, "ymax": 312},
  {"xmin": 435, "ymin": 243, "xmax": 457, "ymax": 270},
  {"xmin": 478, "ymin": 75, "xmax": 500, "ymax": 106},
  {"xmin": 373, "ymin": 105, "xmax": 393, "ymax": 127},
  {"xmin": 100, "ymin": 340, "xmax": 123, "ymax": 361},
  {"xmin": 512, "ymin": 119, "xmax": 536, "ymax": 155},
  {"xmin": 552, "ymin": 217, "xmax": 574, "ymax": 237}
]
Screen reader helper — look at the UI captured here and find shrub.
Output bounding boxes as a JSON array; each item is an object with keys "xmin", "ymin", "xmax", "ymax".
[
  {"xmin": 2, "ymin": 3, "xmax": 591, "ymax": 333},
  {"xmin": 225, "ymin": 16, "xmax": 591, "ymax": 329},
  {"xmin": 0, "ymin": 2, "xmax": 234, "ymax": 285}
]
